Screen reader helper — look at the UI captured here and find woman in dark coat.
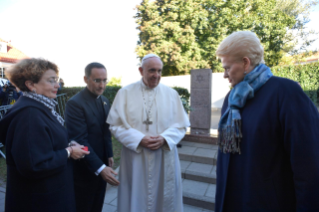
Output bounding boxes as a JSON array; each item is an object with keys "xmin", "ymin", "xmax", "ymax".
[
  {"xmin": 0, "ymin": 58, "xmax": 90, "ymax": 212},
  {"xmin": 214, "ymin": 31, "xmax": 319, "ymax": 212}
]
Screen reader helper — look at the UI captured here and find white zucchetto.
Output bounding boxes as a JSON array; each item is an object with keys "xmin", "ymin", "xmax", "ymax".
[{"xmin": 141, "ymin": 53, "xmax": 161, "ymax": 66}]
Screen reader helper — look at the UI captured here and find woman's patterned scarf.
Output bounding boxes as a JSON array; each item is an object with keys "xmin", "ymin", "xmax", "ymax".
[
  {"xmin": 218, "ymin": 64, "xmax": 273, "ymax": 154},
  {"xmin": 23, "ymin": 92, "xmax": 65, "ymax": 126}
]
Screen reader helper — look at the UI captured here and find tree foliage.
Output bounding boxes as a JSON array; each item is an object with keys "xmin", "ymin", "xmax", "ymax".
[
  {"xmin": 134, "ymin": 0, "xmax": 298, "ymax": 75},
  {"xmin": 108, "ymin": 77, "xmax": 122, "ymax": 86},
  {"xmin": 276, "ymin": 0, "xmax": 319, "ymax": 54}
]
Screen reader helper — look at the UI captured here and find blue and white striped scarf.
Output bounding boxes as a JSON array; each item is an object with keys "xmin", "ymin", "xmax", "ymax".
[{"xmin": 218, "ymin": 63, "xmax": 273, "ymax": 154}]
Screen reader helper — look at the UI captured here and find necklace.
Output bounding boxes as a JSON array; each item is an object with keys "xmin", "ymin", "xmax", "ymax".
[{"xmin": 141, "ymin": 82, "xmax": 157, "ymax": 131}]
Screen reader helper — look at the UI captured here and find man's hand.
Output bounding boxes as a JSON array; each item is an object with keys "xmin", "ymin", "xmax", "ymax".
[
  {"xmin": 100, "ymin": 166, "xmax": 120, "ymax": 186},
  {"xmin": 140, "ymin": 135, "xmax": 153, "ymax": 148},
  {"xmin": 140, "ymin": 135, "xmax": 166, "ymax": 150},
  {"xmin": 108, "ymin": 157, "xmax": 114, "ymax": 168},
  {"xmin": 148, "ymin": 136, "xmax": 165, "ymax": 150}
]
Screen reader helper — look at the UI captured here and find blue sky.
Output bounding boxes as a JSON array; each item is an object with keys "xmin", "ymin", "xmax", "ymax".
[{"xmin": 0, "ymin": 0, "xmax": 318, "ymax": 86}]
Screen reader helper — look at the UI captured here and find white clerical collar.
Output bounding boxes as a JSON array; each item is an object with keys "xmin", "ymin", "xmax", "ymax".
[{"xmin": 140, "ymin": 79, "xmax": 158, "ymax": 91}]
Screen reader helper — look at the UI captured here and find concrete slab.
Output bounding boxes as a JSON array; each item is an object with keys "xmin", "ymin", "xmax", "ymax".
[
  {"xmin": 183, "ymin": 191, "xmax": 215, "ymax": 210},
  {"xmin": 104, "ymin": 187, "xmax": 118, "ymax": 204},
  {"xmin": 178, "ymin": 146, "xmax": 197, "ymax": 155},
  {"xmin": 205, "ymin": 184, "xmax": 216, "ymax": 199},
  {"xmin": 180, "ymin": 141, "xmax": 197, "ymax": 147},
  {"xmin": 110, "ymin": 198, "xmax": 117, "ymax": 206},
  {"xmin": 184, "ymin": 204, "xmax": 214, "ymax": 212},
  {"xmin": 0, "ymin": 198, "xmax": 4, "ymax": 211},
  {"xmin": 187, "ymin": 162, "xmax": 213, "ymax": 174},
  {"xmin": 211, "ymin": 165, "xmax": 217, "ymax": 174},
  {"xmin": 183, "ymin": 179, "xmax": 209, "ymax": 196},
  {"xmin": 192, "ymin": 148, "xmax": 216, "ymax": 165},
  {"xmin": 180, "ymin": 160, "xmax": 191, "ymax": 171},
  {"xmin": 184, "ymin": 170, "xmax": 216, "ymax": 184},
  {"xmin": 102, "ymin": 203, "xmax": 117, "ymax": 212},
  {"xmin": 0, "ymin": 193, "xmax": 4, "ymax": 200},
  {"xmin": 193, "ymin": 148, "xmax": 215, "ymax": 159}
]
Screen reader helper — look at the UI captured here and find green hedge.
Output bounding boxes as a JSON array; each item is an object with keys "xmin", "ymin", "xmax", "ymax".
[
  {"xmin": 59, "ymin": 85, "xmax": 191, "ymax": 111},
  {"xmin": 272, "ymin": 62, "xmax": 319, "ymax": 106},
  {"xmin": 59, "ymin": 86, "xmax": 121, "ymax": 104}
]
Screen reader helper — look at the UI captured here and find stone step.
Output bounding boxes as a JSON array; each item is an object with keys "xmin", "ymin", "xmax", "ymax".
[
  {"xmin": 178, "ymin": 141, "xmax": 218, "ymax": 165},
  {"xmin": 180, "ymin": 160, "xmax": 216, "ymax": 184},
  {"xmin": 183, "ymin": 179, "xmax": 216, "ymax": 211},
  {"xmin": 184, "ymin": 204, "xmax": 214, "ymax": 212}
]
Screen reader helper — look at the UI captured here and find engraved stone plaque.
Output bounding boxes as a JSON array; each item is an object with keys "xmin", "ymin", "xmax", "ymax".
[{"xmin": 190, "ymin": 69, "xmax": 212, "ymax": 136}]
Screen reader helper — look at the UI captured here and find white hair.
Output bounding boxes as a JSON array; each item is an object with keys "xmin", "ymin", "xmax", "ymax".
[
  {"xmin": 141, "ymin": 53, "xmax": 161, "ymax": 67},
  {"xmin": 216, "ymin": 31, "xmax": 265, "ymax": 66}
]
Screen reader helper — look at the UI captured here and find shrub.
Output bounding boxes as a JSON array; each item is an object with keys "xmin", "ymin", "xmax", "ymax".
[
  {"xmin": 272, "ymin": 62, "xmax": 319, "ymax": 106},
  {"xmin": 59, "ymin": 86, "xmax": 121, "ymax": 104},
  {"xmin": 59, "ymin": 85, "xmax": 191, "ymax": 111}
]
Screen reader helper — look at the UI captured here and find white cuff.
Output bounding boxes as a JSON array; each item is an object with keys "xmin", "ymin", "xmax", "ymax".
[{"xmin": 95, "ymin": 164, "xmax": 106, "ymax": 176}]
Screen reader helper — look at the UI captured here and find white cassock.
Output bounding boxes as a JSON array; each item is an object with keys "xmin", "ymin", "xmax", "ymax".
[{"xmin": 107, "ymin": 80, "xmax": 190, "ymax": 212}]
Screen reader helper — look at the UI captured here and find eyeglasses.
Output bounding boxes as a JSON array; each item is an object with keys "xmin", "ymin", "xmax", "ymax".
[
  {"xmin": 46, "ymin": 77, "xmax": 59, "ymax": 85},
  {"xmin": 91, "ymin": 78, "xmax": 108, "ymax": 84}
]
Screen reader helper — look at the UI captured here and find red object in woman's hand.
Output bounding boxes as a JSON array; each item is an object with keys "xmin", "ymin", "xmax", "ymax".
[{"xmin": 82, "ymin": 146, "xmax": 88, "ymax": 151}]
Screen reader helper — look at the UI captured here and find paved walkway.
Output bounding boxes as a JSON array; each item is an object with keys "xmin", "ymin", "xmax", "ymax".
[
  {"xmin": 0, "ymin": 179, "xmax": 6, "ymax": 212},
  {"xmin": 102, "ymin": 183, "xmax": 213, "ymax": 212},
  {"xmin": 0, "ymin": 171, "xmax": 213, "ymax": 212}
]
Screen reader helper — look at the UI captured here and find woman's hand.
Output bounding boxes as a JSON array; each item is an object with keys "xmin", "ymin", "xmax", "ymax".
[{"xmin": 66, "ymin": 146, "xmax": 90, "ymax": 160}]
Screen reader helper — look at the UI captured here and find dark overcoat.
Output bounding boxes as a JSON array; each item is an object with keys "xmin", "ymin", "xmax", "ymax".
[
  {"xmin": 65, "ymin": 87, "xmax": 113, "ymax": 211},
  {"xmin": 65, "ymin": 88, "xmax": 113, "ymax": 181},
  {"xmin": 215, "ymin": 76, "xmax": 319, "ymax": 212},
  {"xmin": 0, "ymin": 96, "xmax": 76, "ymax": 212}
]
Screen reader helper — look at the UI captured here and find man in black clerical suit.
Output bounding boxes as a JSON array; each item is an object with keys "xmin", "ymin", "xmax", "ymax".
[{"xmin": 65, "ymin": 62, "xmax": 120, "ymax": 212}]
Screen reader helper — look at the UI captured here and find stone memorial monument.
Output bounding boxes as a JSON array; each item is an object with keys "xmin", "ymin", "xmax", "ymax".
[{"xmin": 190, "ymin": 69, "xmax": 212, "ymax": 136}]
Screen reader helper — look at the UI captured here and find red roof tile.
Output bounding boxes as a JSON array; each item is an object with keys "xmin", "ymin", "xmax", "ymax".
[
  {"xmin": 0, "ymin": 38, "xmax": 29, "ymax": 63},
  {"xmin": 305, "ymin": 52, "xmax": 319, "ymax": 62}
]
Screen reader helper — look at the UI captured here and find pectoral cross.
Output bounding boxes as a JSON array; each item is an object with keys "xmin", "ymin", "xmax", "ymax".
[{"xmin": 143, "ymin": 116, "xmax": 153, "ymax": 131}]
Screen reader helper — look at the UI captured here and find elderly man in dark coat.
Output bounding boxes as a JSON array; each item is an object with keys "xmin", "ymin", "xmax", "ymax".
[{"xmin": 214, "ymin": 31, "xmax": 319, "ymax": 212}]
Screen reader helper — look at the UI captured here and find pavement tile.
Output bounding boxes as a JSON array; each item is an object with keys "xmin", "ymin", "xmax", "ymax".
[
  {"xmin": 0, "ymin": 192, "xmax": 5, "ymax": 200},
  {"xmin": 178, "ymin": 146, "xmax": 197, "ymax": 155},
  {"xmin": 210, "ymin": 165, "xmax": 217, "ymax": 174},
  {"xmin": 180, "ymin": 160, "xmax": 191, "ymax": 171},
  {"xmin": 191, "ymin": 143, "xmax": 215, "ymax": 149},
  {"xmin": 110, "ymin": 198, "xmax": 117, "ymax": 206},
  {"xmin": 180, "ymin": 141, "xmax": 196, "ymax": 147},
  {"xmin": 182, "ymin": 179, "xmax": 209, "ymax": 196},
  {"xmin": 0, "ymin": 198, "xmax": 4, "ymax": 211},
  {"xmin": 184, "ymin": 204, "xmax": 206, "ymax": 212},
  {"xmin": 187, "ymin": 162, "xmax": 213, "ymax": 174},
  {"xmin": 193, "ymin": 148, "xmax": 215, "ymax": 159},
  {"xmin": 102, "ymin": 203, "xmax": 117, "ymax": 212},
  {"xmin": 205, "ymin": 184, "xmax": 216, "ymax": 199},
  {"xmin": 184, "ymin": 204, "xmax": 214, "ymax": 212},
  {"xmin": 104, "ymin": 187, "xmax": 118, "ymax": 204},
  {"xmin": 211, "ymin": 145, "xmax": 219, "ymax": 150}
]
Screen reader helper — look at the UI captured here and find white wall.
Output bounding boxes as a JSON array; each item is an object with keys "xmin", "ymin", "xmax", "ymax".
[
  {"xmin": 211, "ymin": 73, "xmax": 230, "ymax": 108},
  {"xmin": 160, "ymin": 73, "xmax": 230, "ymax": 109}
]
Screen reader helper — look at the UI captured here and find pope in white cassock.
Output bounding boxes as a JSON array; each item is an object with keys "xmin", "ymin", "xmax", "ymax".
[{"xmin": 107, "ymin": 54, "xmax": 190, "ymax": 212}]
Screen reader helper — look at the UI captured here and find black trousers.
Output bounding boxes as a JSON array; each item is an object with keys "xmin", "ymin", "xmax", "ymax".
[{"xmin": 74, "ymin": 177, "xmax": 107, "ymax": 212}]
